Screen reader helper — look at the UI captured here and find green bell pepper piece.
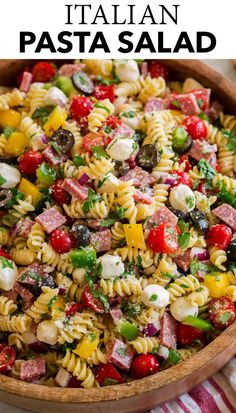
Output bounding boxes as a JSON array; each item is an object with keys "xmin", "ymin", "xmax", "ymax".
[
  {"xmin": 119, "ymin": 320, "xmax": 139, "ymax": 340},
  {"xmin": 183, "ymin": 315, "xmax": 213, "ymax": 331},
  {"xmin": 70, "ymin": 248, "xmax": 97, "ymax": 269},
  {"xmin": 36, "ymin": 162, "xmax": 56, "ymax": 186},
  {"xmin": 55, "ymin": 76, "xmax": 74, "ymax": 97},
  {"xmin": 172, "ymin": 127, "xmax": 188, "ymax": 153}
]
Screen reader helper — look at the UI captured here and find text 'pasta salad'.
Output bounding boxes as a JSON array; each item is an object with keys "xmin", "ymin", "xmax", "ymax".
[{"xmin": 0, "ymin": 59, "xmax": 235, "ymax": 387}]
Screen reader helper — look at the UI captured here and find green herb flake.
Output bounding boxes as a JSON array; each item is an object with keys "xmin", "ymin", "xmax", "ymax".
[
  {"xmin": 190, "ymin": 258, "xmax": 199, "ymax": 275},
  {"xmin": 151, "ymin": 346, "xmax": 160, "ymax": 355},
  {"xmin": 219, "ymin": 312, "xmax": 233, "ymax": 325},
  {"xmin": 91, "ymin": 145, "xmax": 108, "ymax": 160},
  {"xmin": 116, "ymin": 347, "xmax": 126, "ymax": 356},
  {"xmin": 3, "ymin": 126, "xmax": 15, "ymax": 138},
  {"xmin": 197, "ymin": 99, "xmax": 204, "ymax": 108},
  {"xmin": 32, "ymin": 106, "xmax": 54, "ymax": 119},
  {"xmin": 104, "ymin": 126, "xmax": 112, "ymax": 135},
  {"xmin": 172, "ymin": 100, "xmax": 181, "ymax": 108},
  {"xmin": 88, "ymin": 333, "xmax": 97, "ymax": 343},
  {"xmin": 149, "ymin": 294, "xmax": 158, "ymax": 302},
  {"xmin": 178, "ymin": 232, "xmax": 190, "ymax": 249},
  {"xmin": 185, "ymin": 195, "xmax": 195, "ymax": 209},
  {"xmin": 73, "ymin": 154, "xmax": 86, "ymax": 167},
  {"xmin": 168, "ymin": 349, "xmax": 181, "ymax": 365},
  {"xmin": 224, "ymin": 130, "xmax": 236, "ymax": 151},
  {"xmin": 0, "ymin": 256, "xmax": 13, "ymax": 269},
  {"xmin": 0, "ymin": 175, "xmax": 7, "ymax": 186},
  {"xmin": 102, "ymin": 378, "xmax": 119, "ymax": 386},
  {"xmin": 51, "ymin": 142, "xmax": 61, "ymax": 156},
  {"xmin": 117, "ymin": 207, "xmax": 126, "ymax": 220},
  {"xmin": 121, "ymin": 110, "xmax": 135, "ymax": 119},
  {"xmin": 47, "ymin": 296, "xmax": 58, "ymax": 311},
  {"xmin": 83, "ymin": 190, "xmax": 102, "ymax": 214},
  {"xmin": 198, "ymin": 159, "xmax": 217, "ymax": 188}
]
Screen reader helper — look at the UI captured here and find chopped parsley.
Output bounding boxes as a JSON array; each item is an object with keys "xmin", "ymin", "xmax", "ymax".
[
  {"xmin": 104, "ymin": 126, "xmax": 112, "ymax": 135},
  {"xmin": 73, "ymin": 154, "xmax": 86, "ymax": 167},
  {"xmin": 217, "ymin": 180, "xmax": 236, "ymax": 208},
  {"xmin": 51, "ymin": 142, "xmax": 61, "ymax": 156},
  {"xmin": 122, "ymin": 110, "xmax": 135, "ymax": 119},
  {"xmin": 224, "ymin": 130, "xmax": 236, "ymax": 151},
  {"xmin": 102, "ymin": 378, "xmax": 119, "ymax": 386},
  {"xmin": 178, "ymin": 232, "xmax": 190, "ymax": 249},
  {"xmin": 3, "ymin": 126, "xmax": 15, "ymax": 138},
  {"xmin": 47, "ymin": 296, "xmax": 58, "ymax": 311},
  {"xmin": 0, "ymin": 256, "xmax": 13, "ymax": 269},
  {"xmin": 91, "ymin": 145, "xmax": 108, "ymax": 160},
  {"xmin": 219, "ymin": 312, "xmax": 233, "ymax": 324},
  {"xmin": 149, "ymin": 294, "xmax": 158, "ymax": 302},
  {"xmin": 116, "ymin": 347, "xmax": 126, "ymax": 356},
  {"xmin": 178, "ymin": 219, "xmax": 189, "ymax": 234},
  {"xmin": 97, "ymin": 174, "xmax": 109, "ymax": 189},
  {"xmin": 171, "ymin": 100, "xmax": 181, "ymax": 108},
  {"xmin": 168, "ymin": 349, "xmax": 181, "ymax": 365},
  {"xmin": 32, "ymin": 106, "xmax": 54, "ymax": 119},
  {"xmin": 83, "ymin": 190, "xmax": 102, "ymax": 214},
  {"xmin": 185, "ymin": 195, "xmax": 195, "ymax": 209},
  {"xmin": 0, "ymin": 175, "xmax": 7, "ymax": 186},
  {"xmin": 88, "ymin": 333, "xmax": 97, "ymax": 343},
  {"xmin": 121, "ymin": 301, "xmax": 141, "ymax": 318},
  {"xmin": 198, "ymin": 159, "xmax": 217, "ymax": 188}
]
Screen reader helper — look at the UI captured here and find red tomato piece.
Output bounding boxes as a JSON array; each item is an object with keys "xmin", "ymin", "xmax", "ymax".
[
  {"xmin": 32, "ymin": 62, "xmax": 56, "ymax": 82},
  {"xmin": 178, "ymin": 155, "xmax": 191, "ymax": 172},
  {"xmin": 106, "ymin": 115, "xmax": 121, "ymax": 129},
  {"xmin": 192, "ymin": 89, "xmax": 210, "ymax": 112},
  {"xmin": 197, "ymin": 181, "xmax": 206, "ymax": 194},
  {"xmin": 50, "ymin": 229, "xmax": 76, "ymax": 254},
  {"xmin": 70, "ymin": 96, "xmax": 93, "ymax": 121},
  {"xmin": 183, "ymin": 116, "xmax": 207, "ymax": 140},
  {"xmin": 67, "ymin": 377, "xmax": 82, "ymax": 388},
  {"xmin": 82, "ymin": 285, "xmax": 105, "ymax": 314},
  {"xmin": 0, "ymin": 346, "xmax": 16, "ymax": 373},
  {"xmin": 82, "ymin": 132, "xmax": 106, "ymax": 153},
  {"xmin": 93, "ymin": 85, "xmax": 115, "ymax": 103},
  {"xmin": 19, "ymin": 151, "xmax": 44, "ymax": 175},
  {"xmin": 177, "ymin": 323, "xmax": 204, "ymax": 346},
  {"xmin": 0, "ymin": 248, "xmax": 11, "ymax": 260},
  {"xmin": 130, "ymin": 355, "xmax": 159, "ymax": 379},
  {"xmin": 209, "ymin": 297, "xmax": 236, "ymax": 330},
  {"xmin": 95, "ymin": 363, "xmax": 125, "ymax": 386},
  {"xmin": 169, "ymin": 171, "xmax": 192, "ymax": 188},
  {"xmin": 207, "ymin": 224, "xmax": 232, "ymax": 250},
  {"xmin": 51, "ymin": 179, "xmax": 71, "ymax": 205},
  {"xmin": 65, "ymin": 303, "xmax": 83, "ymax": 318},
  {"xmin": 147, "ymin": 224, "xmax": 179, "ymax": 253},
  {"xmin": 148, "ymin": 61, "xmax": 169, "ymax": 80}
]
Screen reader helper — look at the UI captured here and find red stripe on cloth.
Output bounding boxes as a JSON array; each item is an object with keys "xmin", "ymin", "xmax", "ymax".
[
  {"xmin": 160, "ymin": 404, "xmax": 172, "ymax": 413},
  {"xmin": 189, "ymin": 383, "xmax": 222, "ymax": 413},
  {"xmin": 209, "ymin": 377, "xmax": 236, "ymax": 413},
  {"xmin": 176, "ymin": 398, "xmax": 191, "ymax": 413}
]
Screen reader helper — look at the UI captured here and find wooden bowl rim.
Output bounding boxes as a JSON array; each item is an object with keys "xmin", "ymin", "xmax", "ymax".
[
  {"xmin": 0, "ymin": 59, "xmax": 235, "ymax": 404},
  {"xmin": 0, "ymin": 321, "xmax": 235, "ymax": 403}
]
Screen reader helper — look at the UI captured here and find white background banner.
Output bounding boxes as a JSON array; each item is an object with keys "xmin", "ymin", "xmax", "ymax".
[{"xmin": 0, "ymin": 0, "xmax": 235, "ymax": 58}]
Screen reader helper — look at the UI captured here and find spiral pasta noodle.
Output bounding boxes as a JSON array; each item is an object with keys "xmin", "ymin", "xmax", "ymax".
[
  {"xmin": 0, "ymin": 296, "xmax": 17, "ymax": 315},
  {"xmin": 209, "ymin": 246, "xmax": 227, "ymax": 271},
  {"xmin": 26, "ymin": 287, "xmax": 59, "ymax": 322},
  {"xmin": 88, "ymin": 99, "xmax": 114, "ymax": 132},
  {"xmin": 100, "ymin": 277, "xmax": 142, "ymax": 297},
  {"xmin": 129, "ymin": 337, "xmax": 160, "ymax": 354},
  {"xmin": 167, "ymin": 275, "xmax": 200, "ymax": 302},
  {"xmin": 60, "ymin": 350, "xmax": 95, "ymax": 388}
]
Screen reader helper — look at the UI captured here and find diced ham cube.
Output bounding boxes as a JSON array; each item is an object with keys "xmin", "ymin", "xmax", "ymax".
[
  {"xmin": 109, "ymin": 123, "xmax": 135, "ymax": 141},
  {"xmin": 20, "ymin": 72, "xmax": 33, "ymax": 93},
  {"xmin": 160, "ymin": 312, "xmax": 177, "ymax": 349},
  {"xmin": 18, "ymin": 218, "xmax": 34, "ymax": 238},
  {"xmin": 212, "ymin": 203, "xmax": 236, "ymax": 231},
  {"xmin": 145, "ymin": 98, "xmax": 164, "ymax": 113},
  {"xmin": 90, "ymin": 229, "xmax": 112, "ymax": 252},
  {"xmin": 176, "ymin": 93, "xmax": 201, "ymax": 116},
  {"xmin": 147, "ymin": 206, "xmax": 178, "ymax": 230},
  {"xmin": 36, "ymin": 207, "xmax": 66, "ymax": 234},
  {"xmin": 20, "ymin": 358, "xmax": 46, "ymax": 382},
  {"xmin": 109, "ymin": 308, "xmax": 123, "ymax": 323},
  {"xmin": 63, "ymin": 179, "xmax": 88, "ymax": 202},
  {"xmin": 120, "ymin": 166, "xmax": 156, "ymax": 187},
  {"xmin": 42, "ymin": 147, "xmax": 69, "ymax": 167},
  {"xmin": 58, "ymin": 63, "xmax": 86, "ymax": 77},
  {"xmin": 107, "ymin": 339, "xmax": 133, "ymax": 371},
  {"xmin": 133, "ymin": 189, "xmax": 153, "ymax": 205},
  {"xmin": 173, "ymin": 249, "xmax": 191, "ymax": 272}
]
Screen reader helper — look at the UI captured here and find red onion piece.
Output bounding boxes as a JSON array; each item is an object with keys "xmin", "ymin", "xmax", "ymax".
[
  {"xmin": 191, "ymin": 247, "xmax": 209, "ymax": 261},
  {"xmin": 78, "ymin": 173, "xmax": 90, "ymax": 186},
  {"xmin": 164, "ymin": 176, "xmax": 178, "ymax": 186},
  {"xmin": 9, "ymin": 221, "xmax": 21, "ymax": 237},
  {"xmin": 28, "ymin": 341, "xmax": 48, "ymax": 354},
  {"xmin": 41, "ymin": 134, "xmax": 48, "ymax": 144},
  {"xmin": 58, "ymin": 287, "xmax": 66, "ymax": 295},
  {"xmin": 142, "ymin": 322, "xmax": 160, "ymax": 337}
]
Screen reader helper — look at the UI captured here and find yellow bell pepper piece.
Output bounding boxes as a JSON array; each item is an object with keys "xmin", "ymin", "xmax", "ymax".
[
  {"xmin": 0, "ymin": 109, "xmax": 21, "ymax": 129},
  {"xmin": 50, "ymin": 296, "xmax": 65, "ymax": 320},
  {"xmin": 203, "ymin": 273, "xmax": 230, "ymax": 298},
  {"xmin": 43, "ymin": 106, "xmax": 67, "ymax": 137},
  {"xmin": 5, "ymin": 132, "xmax": 29, "ymax": 156},
  {"xmin": 123, "ymin": 224, "xmax": 146, "ymax": 250},
  {"xmin": 18, "ymin": 178, "xmax": 42, "ymax": 206},
  {"xmin": 73, "ymin": 333, "xmax": 99, "ymax": 359}
]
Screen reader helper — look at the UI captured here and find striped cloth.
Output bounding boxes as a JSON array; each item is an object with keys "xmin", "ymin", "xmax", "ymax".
[{"xmin": 148, "ymin": 357, "xmax": 236, "ymax": 413}]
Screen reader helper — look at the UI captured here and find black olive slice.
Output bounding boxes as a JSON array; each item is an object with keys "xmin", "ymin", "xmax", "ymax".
[
  {"xmin": 137, "ymin": 144, "xmax": 160, "ymax": 171},
  {"xmin": 51, "ymin": 129, "xmax": 75, "ymax": 154},
  {"xmin": 72, "ymin": 71, "xmax": 94, "ymax": 95}
]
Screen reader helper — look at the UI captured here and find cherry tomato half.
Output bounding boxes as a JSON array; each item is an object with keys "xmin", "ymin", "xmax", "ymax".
[
  {"xmin": 19, "ymin": 150, "xmax": 44, "ymax": 175},
  {"xmin": 177, "ymin": 323, "xmax": 204, "ymax": 346},
  {"xmin": 207, "ymin": 224, "xmax": 232, "ymax": 250},
  {"xmin": 209, "ymin": 297, "xmax": 236, "ymax": 330},
  {"xmin": 82, "ymin": 285, "xmax": 105, "ymax": 314},
  {"xmin": 169, "ymin": 170, "xmax": 192, "ymax": 188},
  {"xmin": 82, "ymin": 132, "xmax": 106, "ymax": 153},
  {"xmin": 0, "ymin": 346, "xmax": 16, "ymax": 373},
  {"xmin": 183, "ymin": 116, "xmax": 207, "ymax": 140},
  {"xmin": 93, "ymin": 85, "xmax": 115, "ymax": 103},
  {"xmin": 147, "ymin": 224, "xmax": 179, "ymax": 253},
  {"xmin": 94, "ymin": 363, "xmax": 124, "ymax": 386},
  {"xmin": 148, "ymin": 61, "xmax": 169, "ymax": 80},
  {"xmin": 130, "ymin": 354, "xmax": 159, "ymax": 379}
]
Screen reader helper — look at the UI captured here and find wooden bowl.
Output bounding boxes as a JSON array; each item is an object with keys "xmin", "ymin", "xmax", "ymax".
[{"xmin": 0, "ymin": 59, "xmax": 236, "ymax": 413}]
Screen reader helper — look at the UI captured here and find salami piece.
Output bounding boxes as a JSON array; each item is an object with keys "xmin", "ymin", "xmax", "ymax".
[
  {"xmin": 90, "ymin": 229, "xmax": 112, "ymax": 252},
  {"xmin": 106, "ymin": 338, "xmax": 133, "ymax": 371},
  {"xmin": 173, "ymin": 249, "xmax": 191, "ymax": 272},
  {"xmin": 3, "ymin": 289, "xmax": 18, "ymax": 302},
  {"xmin": 109, "ymin": 123, "xmax": 135, "ymax": 141},
  {"xmin": 19, "ymin": 72, "xmax": 33, "ymax": 93},
  {"xmin": 145, "ymin": 98, "xmax": 164, "ymax": 113},
  {"xmin": 63, "ymin": 179, "xmax": 89, "ymax": 202},
  {"xmin": 18, "ymin": 218, "xmax": 34, "ymax": 238},
  {"xmin": 133, "ymin": 189, "xmax": 153, "ymax": 205},
  {"xmin": 177, "ymin": 93, "xmax": 201, "ymax": 116},
  {"xmin": 206, "ymin": 100, "xmax": 224, "ymax": 122},
  {"xmin": 36, "ymin": 207, "xmax": 67, "ymax": 234},
  {"xmin": 42, "ymin": 147, "xmax": 69, "ymax": 167},
  {"xmin": 58, "ymin": 63, "xmax": 86, "ymax": 77},
  {"xmin": 109, "ymin": 308, "xmax": 123, "ymax": 323},
  {"xmin": 120, "ymin": 166, "xmax": 156, "ymax": 187},
  {"xmin": 212, "ymin": 203, "xmax": 236, "ymax": 231},
  {"xmin": 14, "ymin": 282, "xmax": 34, "ymax": 303},
  {"xmin": 20, "ymin": 358, "xmax": 46, "ymax": 382},
  {"xmin": 188, "ymin": 139, "xmax": 217, "ymax": 165},
  {"xmin": 147, "ymin": 206, "xmax": 178, "ymax": 230},
  {"xmin": 160, "ymin": 312, "xmax": 177, "ymax": 349},
  {"xmin": 19, "ymin": 263, "xmax": 52, "ymax": 285}
]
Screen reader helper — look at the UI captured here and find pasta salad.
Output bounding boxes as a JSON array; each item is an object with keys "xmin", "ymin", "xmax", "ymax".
[{"xmin": 0, "ymin": 59, "xmax": 235, "ymax": 387}]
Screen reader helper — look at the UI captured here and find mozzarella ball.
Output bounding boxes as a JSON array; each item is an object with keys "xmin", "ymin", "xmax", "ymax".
[
  {"xmin": 114, "ymin": 60, "xmax": 140, "ymax": 82},
  {"xmin": 0, "ymin": 261, "xmax": 18, "ymax": 291},
  {"xmin": 37, "ymin": 320, "xmax": 58, "ymax": 345},
  {"xmin": 97, "ymin": 254, "xmax": 125, "ymax": 279},
  {"xmin": 44, "ymin": 87, "xmax": 68, "ymax": 107},
  {"xmin": 170, "ymin": 297, "xmax": 198, "ymax": 322},
  {"xmin": 157, "ymin": 346, "xmax": 169, "ymax": 360},
  {"xmin": 96, "ymin": 173, "xmax": 120, "ymax": 193},
  {"xmin": 0, "ymin": 163, "xmax": 21, "ymax": 189},
  {"xmin": 169, "ymin": 184, "xmax": 195, "ymax": 213},
  {"xmin": 142, "ymin": 284, "xmax": 170, "ymax": 309},
  {"xmin": 106, "ymin": 138, "xmax": 134, "ymax": 161},
  {"xmin": 120, "ymin": 113, "xmax": 140, "ymax": 130}
]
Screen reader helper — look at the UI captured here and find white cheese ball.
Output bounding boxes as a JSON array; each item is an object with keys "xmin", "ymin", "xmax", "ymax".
[
  {"xmin": 106, "ymin": 138, "xmax": 134, "ymax": 161},
  {"xmin": 96, "ymin": 173, "xmax": 120, "ymax": 193},
  {"xmin": 142, "ymin": 284, "xmax": 170, "ymax": 309},
  {"xmin": 114, "ymin": 60, "xmax": 140, "ymax": 82},
  {"xmin": 170, "ymin": 297, "xmax": 198, "ymax": 322},
  {"xmin": 120, "ymin": 113, "xmax": 140, "ymax": 130},
  {"xmin": 0, "ymin": 261, "xmax": 18, "ymax": 291},
  {"xmin": 157, "ymin": 346, "xmax": 169, "ymax": 360},
  {"xmin": 37, "ymin": 320, "xmax": 58, "ymax": 345},
  {"xmin": 169, "ymin": 184, "xmax": 195, "ymax": 213},
  {"xmin": 97, "ymin": 254, "xmax": 125, "ymax": 280},
  {"xmin": 0, "ymin": 163, "xmax": 21, "ymax": 189},
  {"xmin": 44, "ymin": 87, "xmax": 68, "ymax": 107}
]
